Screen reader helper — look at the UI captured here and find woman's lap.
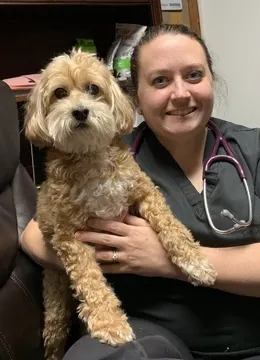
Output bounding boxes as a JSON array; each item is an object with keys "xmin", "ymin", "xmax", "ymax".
[
  {"xmin": 63, "ymin": 317, "xmax": 194, "ymax": 360},
  {"xmin": 63, "ymin": 318, "xmax": 260, "ymax": 360}
]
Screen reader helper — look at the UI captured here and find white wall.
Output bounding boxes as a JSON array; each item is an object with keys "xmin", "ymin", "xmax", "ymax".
[{"xmin": 198, "ymin": 0, "xmax": 260, "ymax": 128}]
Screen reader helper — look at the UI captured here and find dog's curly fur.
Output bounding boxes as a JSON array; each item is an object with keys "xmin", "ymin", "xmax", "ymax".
[{"xmin": 24, "ymin": 49, "xmax": 217, "ymax": 360}]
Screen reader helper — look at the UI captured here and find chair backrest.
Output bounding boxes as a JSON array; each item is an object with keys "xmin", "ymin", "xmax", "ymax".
[{"xmin": 0, "ymin": 81, "xmax": 44, "ymax": 360}]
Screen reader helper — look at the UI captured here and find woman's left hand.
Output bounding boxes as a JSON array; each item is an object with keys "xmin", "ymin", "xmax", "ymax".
[{"xmin": 75, "ymin": 214, "xmax": 182, "ymax": 278}]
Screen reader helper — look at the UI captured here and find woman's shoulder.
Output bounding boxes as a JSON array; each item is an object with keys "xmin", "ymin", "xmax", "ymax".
[
  {"xmin": 212, "ymin": 117, "xmax": 260, "ymax": 149},
  {"xmin": 211, "ymin": 117, "xmax": 260, "ymax": 169},
  {"xmin": 212, "ymin": 117, "xmax": 260, "ymax": 136}
]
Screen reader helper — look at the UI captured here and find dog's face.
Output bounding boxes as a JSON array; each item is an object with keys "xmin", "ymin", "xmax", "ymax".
[{"xmin": 24, "ymin": 50, "xmax": 134, "ymax": 154}]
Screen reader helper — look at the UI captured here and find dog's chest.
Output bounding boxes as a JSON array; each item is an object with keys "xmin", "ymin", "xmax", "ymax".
[{"xmin": 71, "ymin": 174, "xmax": 136, "ymax": 218}]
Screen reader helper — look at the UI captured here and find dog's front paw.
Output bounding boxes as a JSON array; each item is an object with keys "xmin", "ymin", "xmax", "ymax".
[
  {"xmin": 89, "ymin": 312, "xmax": 135, "ymax": 346},
  {"xmin": 181, "ymin": 258, "xmax": 217, "ymax": 286}
]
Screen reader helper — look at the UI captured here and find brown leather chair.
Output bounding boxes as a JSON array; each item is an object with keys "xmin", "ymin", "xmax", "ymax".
[{"xmin": 0, "ymin": 81, "xmax": 44, "ymax": 359}]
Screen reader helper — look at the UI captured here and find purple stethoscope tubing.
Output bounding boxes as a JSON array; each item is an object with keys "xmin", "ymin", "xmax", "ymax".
[
  {"xmin": 203, "ymin": 120, "xmax": 252, "ymax": 234},
  {"xmin": 131, "ymin": 120, "xmax": 253, "ymax": 235}
]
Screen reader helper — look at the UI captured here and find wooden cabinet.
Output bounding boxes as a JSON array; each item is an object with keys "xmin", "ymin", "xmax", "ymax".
[{"xmin": 0, "ymin": 0, "xmax": 162, "ymax": 184}]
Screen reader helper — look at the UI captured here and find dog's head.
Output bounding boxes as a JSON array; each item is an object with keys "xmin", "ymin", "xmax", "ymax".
[{"xmin": 24, "ymin": 49, "xmax": 134, "ymax": 154}]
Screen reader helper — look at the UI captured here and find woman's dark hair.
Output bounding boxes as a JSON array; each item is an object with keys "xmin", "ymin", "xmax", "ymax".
[{"xmin": 130, "ymin": 24, "xmax": 215, "ymax": 97}]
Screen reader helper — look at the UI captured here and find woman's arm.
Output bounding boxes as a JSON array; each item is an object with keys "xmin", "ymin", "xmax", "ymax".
[
  {"xmin": 22, "ymin": 217, "xmax": 260, "ymax": 297},
  {"xmin": 20, "ymin": 213, "xmax": 126, "ymax": 271},
  {"xmin": 20, "ymin": 219, "xmax": 63, "ymax": 271},
  {"xmin": 78, "ymin": 215, "xmax": 260, "ymax": 298},
  {"xmin": 200, "ymin": 244, "xmax": 260, "ymax": 297}
]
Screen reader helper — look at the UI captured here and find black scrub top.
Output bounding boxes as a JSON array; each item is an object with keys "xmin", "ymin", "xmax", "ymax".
[{"xmin": 107, "ymin": 117, "xmax": 260, "ymax": 358}]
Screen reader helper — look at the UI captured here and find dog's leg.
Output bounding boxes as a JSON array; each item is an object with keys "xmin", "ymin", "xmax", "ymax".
[
  {"xmin": 130, "ymin": 171, "xmax": 217, "ymax": 286},
  {"xmin": 43, "ymin": 269, "xmax": 71, "ymax": 360},
  {"xmin": 51, "ymin": 233, "xmax": 134, "ymax": 346}
]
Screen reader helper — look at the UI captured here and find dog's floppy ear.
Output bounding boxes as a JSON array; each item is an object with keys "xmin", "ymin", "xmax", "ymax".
[
  {"xmin": 110, "ymin": 77, "xmax": 135, "ymax": 136},
  {"xmin": 24, "ymin": 77, "xmax": 52, "ymax": 148}
]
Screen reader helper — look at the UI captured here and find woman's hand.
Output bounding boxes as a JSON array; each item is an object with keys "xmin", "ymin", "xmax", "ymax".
[
  {"xmin": 20, "ymin": 219, "xmax": 64, "ymax": 271},
  {"xmin": 75, "ymin": 214, "xmax": 182, "ymax": 279}
]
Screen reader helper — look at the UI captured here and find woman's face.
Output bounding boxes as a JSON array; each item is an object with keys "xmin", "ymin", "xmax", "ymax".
[{"xmin": 136, "ymin": 34, "xmax": 214, "ymax": 140}]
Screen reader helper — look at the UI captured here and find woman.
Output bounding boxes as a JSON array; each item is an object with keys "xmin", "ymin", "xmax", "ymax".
[{"xmin": 21, "ymin": 24, "xmax": 260, "ymax": 360}]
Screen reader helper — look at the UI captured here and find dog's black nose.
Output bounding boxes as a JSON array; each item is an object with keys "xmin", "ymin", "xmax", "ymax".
[{"xmin": 72, "ymin": 108, "xmax": 89, "ymax": 122}]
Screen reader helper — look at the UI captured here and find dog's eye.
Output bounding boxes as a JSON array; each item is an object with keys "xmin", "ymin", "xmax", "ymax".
[
  {"xmin": 54, "ymin": 88, "xmax": 68, "ymax": 99},
  {"xmin": 86, "ymin": 84, "xmax": 99, "ymax": 96}
]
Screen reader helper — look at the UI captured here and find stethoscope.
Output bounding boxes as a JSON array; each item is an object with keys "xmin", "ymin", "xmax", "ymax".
[{"xmin": 131, "ymin": 120, "xmax": 253, "ymax": 235}]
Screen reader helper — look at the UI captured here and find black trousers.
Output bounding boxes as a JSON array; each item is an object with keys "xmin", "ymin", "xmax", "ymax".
[{"xmin": 63, "ymin": 318, "xmax": 260, "ymax": 360}]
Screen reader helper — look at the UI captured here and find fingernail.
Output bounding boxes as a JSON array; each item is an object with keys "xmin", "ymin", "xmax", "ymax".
[{"xmin": 75, "ymin": 232, "xmax": 82, "ymax": 240}]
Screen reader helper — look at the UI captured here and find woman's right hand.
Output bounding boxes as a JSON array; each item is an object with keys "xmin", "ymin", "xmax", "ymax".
[
  {"xmin": 20, "ymin": 219, "xmax": 64, "ymax": 271},
  {"xmin": 20, "ymin": 212, "xmax": 127, "ymax": 271}
]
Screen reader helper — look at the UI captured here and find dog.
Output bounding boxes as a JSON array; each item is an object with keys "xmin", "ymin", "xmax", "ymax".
[{"xmin": 24, "ymin": 49, "xmax": 217, "ymax": 360}]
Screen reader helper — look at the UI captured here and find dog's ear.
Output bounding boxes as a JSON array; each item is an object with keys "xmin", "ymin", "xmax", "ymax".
[
  {"xmin": 24, "ymin": 78, "xmax": 52, "ymax": 148},
  {"xmin": 110, "ymin": 77, "xmax": 135, "ymax": 136}
]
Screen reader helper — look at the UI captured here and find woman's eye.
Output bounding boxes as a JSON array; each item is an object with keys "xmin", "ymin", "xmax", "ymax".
[
  {"xmin": 152, "ymin": 76, "xmax": 169, "ymax": 88},
  {"xmin": 54, "ymin": 88, "xmax": 68, "ymax": 99},
  {"xmin": 86, "ymin": 84, "xmax": 99, "ymax": 95},
  {"xmin": 187, "ymin": 70, "xmax": 203, "ymax": 82}
]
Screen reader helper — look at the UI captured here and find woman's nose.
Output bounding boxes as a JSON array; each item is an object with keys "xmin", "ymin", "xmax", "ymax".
[{"xmin": 170, "ymin": 81, "xmax": 191, "ymax": 101}]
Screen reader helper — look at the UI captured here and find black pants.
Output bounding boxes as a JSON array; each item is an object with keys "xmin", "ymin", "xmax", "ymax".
[{"xmin": 63, "ymin": 318, "xmax": 260, "ymax": 360}]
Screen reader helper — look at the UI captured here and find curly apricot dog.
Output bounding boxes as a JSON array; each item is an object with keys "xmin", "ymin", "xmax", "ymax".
[{"xmin": 24, "ymin": 50, "xmax": 216, "ymax": 360}]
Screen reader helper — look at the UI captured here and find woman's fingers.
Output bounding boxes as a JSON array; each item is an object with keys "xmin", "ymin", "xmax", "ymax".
[
  {"xmin": 75, "ymin": 230, "xmax": 124, "ymax": 249},
  {"xmin": 123, "ymin": 214, "xmax": 149, "ymax": 227},
  {"xmin": 86, "ymin": 214, "xmax": 149, "ymax": 236},
  {"xmin": 95, "ymin": 249, "xmax": 126, "ymax": 264},
  {"xmin": 45, "ymin": 243, "xmax": 64, "ymax": 271},
  {"xmin": 86, "ymin": 218, "xmax": 130, "ymax": 236}
]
